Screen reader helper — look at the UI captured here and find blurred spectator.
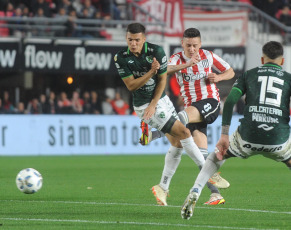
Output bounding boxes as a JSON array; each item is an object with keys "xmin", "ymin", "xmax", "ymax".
[
  {"xmin": 262, "ymin": 0, "xmax": 281, "ymax": 18},
  {"xmin": 39, "ymin": 93, "xmax": 49, "ymax": 113},
  {"xmin": 22, "ymin": 5, "xmax": 32, "ymax": 17},
  {"xmin": 31, "ymin": 0, "xmax": 51, "ymax": 17},
  {"xmin": 82, "ymin": 91, "xmax": 92, "ymax": 114},
  {"xmin": 0, "ymin": 99, "xmax": 5, "ymax": 114},
  {"xmin": 2, "ymin": 91, "xmax": 14, "ymax": 113},
  {"xmin": 15, "ymin": 102, "xmax": 26, "ymax": 114},
  {"xmin": 0, "ymin": 2, "xmax": 13, "ymax": 37},
  {"xmin": 279, "ymin": 5, "xmax": 291, "ymax": 26},
  {"xmin": 110, "ymin": 92, "xmax": 129, "ymax": 115},
  {"xmin": 11, "ymin": 6, "xmax": 24, "ymax": 37},
  {"xmin": 102, "ymin": 97, "xmax": 114, "ymax": 114},
  {"xmin": 33, "ymin": 8, "xmax": 48, "ymax": 36},
  {"xmin": 66, "ymin": 9, "xmax": 80, "ymax": 37},
  {"xmin": 90, "ymin": 90, "xmax": 103, "ymax": 114},
  {"xmin": 55, "ymin": 7, "xmax": 68, "ymax": 36},
  {"xmin": 80, "ymin": 0, "xmax": 97, "ymax": 18},
  {"xmin": 45, "ymin": 91, "xmax": 58, "ymax": 114},
  {"xmin": 27, "ymin": 98, "xmax": 42, "ymax": 114},
  {"xmin": 58, "ymin": 91, "xmax": 73, "ymax": 113},
  {"xmin": 71, "ymin": 90, "xmax": 84, "ymax": 113},
  {"xmin": 57, "ymin": 0, "xmax": 75, "ymax": 15}
]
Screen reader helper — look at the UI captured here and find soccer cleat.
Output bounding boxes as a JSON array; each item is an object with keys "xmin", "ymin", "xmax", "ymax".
[
  {"xmin": 181, "ymin": 192, "xmax": 199, "ymax": 220},
  {"xmin": 208, "ymin": 172, "xmax": 230, "ymax": 189},
  {"xmin": 139, "ymin": 121, "xmax": 152, "ymax": 145},
  {"xmin": 204, "ymin": 193, "xmax": 225, "ymax": 205},
  {"xmin": 151, "ymin": 185, "xmax": 168, "ymax": 206}
]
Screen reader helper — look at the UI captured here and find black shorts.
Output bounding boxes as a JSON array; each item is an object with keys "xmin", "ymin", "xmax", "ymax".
[{"xmin": 186, "ymin": 98, "xmax": 220, "ymax": 136}]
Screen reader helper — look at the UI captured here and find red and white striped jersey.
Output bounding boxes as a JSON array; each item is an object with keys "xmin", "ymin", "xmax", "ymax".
[{"xmin": 168, "ymin": 49, "xmax": 231, "ymax": 108}]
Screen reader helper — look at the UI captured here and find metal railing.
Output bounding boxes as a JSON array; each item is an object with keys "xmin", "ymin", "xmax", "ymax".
[
  {"xmin": 0, "ymin": 1, "xmax": 166, "ymax": 41},
  {"xmin": 0, "ymin": 1, "xmax": 290, "ymax": 44}
]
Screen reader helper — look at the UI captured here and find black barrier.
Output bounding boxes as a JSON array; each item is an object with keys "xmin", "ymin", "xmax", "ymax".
[{"xmin": 0, "ymin": 39, "xmax": 246, "ymax": 74}]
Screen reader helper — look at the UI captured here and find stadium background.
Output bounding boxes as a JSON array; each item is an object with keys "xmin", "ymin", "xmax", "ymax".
[{"xmin": 0, "ymin": 0, "xmax": 290, "ymax": 155}]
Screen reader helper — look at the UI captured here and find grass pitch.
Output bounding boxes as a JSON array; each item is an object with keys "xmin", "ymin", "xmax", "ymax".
[{"xmin": 0, "ymin": 154, "xmax": 290, "ymax": 229}]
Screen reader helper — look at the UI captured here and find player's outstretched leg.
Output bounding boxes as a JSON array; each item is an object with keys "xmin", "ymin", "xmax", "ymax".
[
  {"xmin": 208, "ymin": 172, "xmax": 230, "ymax": 189},
  {"xmin": 152, "ymin": 184, "xmax": 168, "ymax": 206},
  {"xmin": 181, "ymin": 190, "xmax": 199, "ymax": 220},
  {"xmin": 204, "ymin": 193, "xmax": 225, "ymax": 205}
]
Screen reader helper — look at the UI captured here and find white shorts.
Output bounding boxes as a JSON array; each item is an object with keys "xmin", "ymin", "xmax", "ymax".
[
  {"xmin": 228, "ymin": 129, "xmax": 291, "ymax": 162},
  {"xmin": 134, "ymin": 95, "xmax": 178, "ymax": 131}
]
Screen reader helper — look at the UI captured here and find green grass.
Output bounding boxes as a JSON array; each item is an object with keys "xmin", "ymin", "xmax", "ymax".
[{"xmin": 0, "ymin": 154, "xmax": 290, "ymax": 229}]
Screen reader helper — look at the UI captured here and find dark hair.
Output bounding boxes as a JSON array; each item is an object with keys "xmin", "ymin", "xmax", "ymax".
[
  {"xmin": 262, "ymin": 41, "xmax": 283, "ymax": 59},
  {"xmin": 183, "ymin": 28, "xmax": 201, "ymax": 39},
  {"xmin": 126, "ymin": 23, "xmax": 146, "ymax": 34}
]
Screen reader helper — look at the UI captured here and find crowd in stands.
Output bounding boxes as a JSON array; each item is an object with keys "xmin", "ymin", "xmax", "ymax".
[
  {"xmin": 0, "ymin": 87, "xmax": 246, "ymax": 116},
  {"xmin": 0, "ymin": 89, "xmax": 131, "ymax": 115},
  {"xmin": 0, "ymin": 0, "xmax": 126, "ymax": 37}
]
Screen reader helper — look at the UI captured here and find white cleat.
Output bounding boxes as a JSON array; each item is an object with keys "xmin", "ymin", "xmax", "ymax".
[
  {"xmin": 208, "ymin": 172, "xmax": 230, "ymax": 189},
  {"xmin": 181, "ymin": 192, "xmax": 199, "ymax": 220},
  {"xmin": 151, "ymin": 185, "xmax": 168, "ymax": 206}
]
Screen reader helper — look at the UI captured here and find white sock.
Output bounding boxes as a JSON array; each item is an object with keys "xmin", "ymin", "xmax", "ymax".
[
  {"xmin": 180, "ymin": 136, "xmax": 205, "ymax": 168},
  {"xmin": 178, "ymin": 111, "xmax": 189, "ymax": 126},
  {"xmin": 159, "ymin": 146, "xmax": 183, "ymax": 191},
  {"xmin": 190, "ymin": 152, "xmax": 225, "ymax": 196},
  {"xmin": 199, "ymin": 148, "xmax": 209, "ymax": 160}
]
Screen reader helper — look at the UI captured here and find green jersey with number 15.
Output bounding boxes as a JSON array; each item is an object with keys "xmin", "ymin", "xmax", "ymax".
[
  {"xmin": 233, "ymin": 63, "xmax": 291, "ymax": 145},
  {"xmin": 114, "ymin": 42, "xmax": 167, "ymax": 107}
]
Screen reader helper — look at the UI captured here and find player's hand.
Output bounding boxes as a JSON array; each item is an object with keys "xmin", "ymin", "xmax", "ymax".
[
  {"xmin": 150, "ymin": 58, "xmax": 160, "ymax": 75},
  {"xmin": 143, "ymin": 104, "xmax": 156, "ymax": 120},
  {"xmin": 187, "ymin": 53, "xmax": 201, "ymax": 67},
  {"xmin": 215, "ymin": 134, "xmax": 229, "ymax": 160},
  {"xmin": 208, "ymin": 73, "xmax": 220, "ymax": 83}
]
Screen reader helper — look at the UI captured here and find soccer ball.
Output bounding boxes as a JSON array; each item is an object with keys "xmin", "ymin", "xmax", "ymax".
[{"xmin": 16, "ymin": 168, "xmax": 43, "ymax": 194}]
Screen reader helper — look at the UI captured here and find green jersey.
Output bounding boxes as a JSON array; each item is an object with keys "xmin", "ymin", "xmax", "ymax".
[
  {"xmin": 114, "ymin": 42, "xmax": 167, "ymax": 107},
  {"xmin": 233, "ymin": 63, "xmax": 291, "ymax": 145}
]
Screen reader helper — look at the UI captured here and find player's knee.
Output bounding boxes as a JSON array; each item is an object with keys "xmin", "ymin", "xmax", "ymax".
[{"xmin": 179, "ymin": 126, "xmax": 191, "ymax": 139}]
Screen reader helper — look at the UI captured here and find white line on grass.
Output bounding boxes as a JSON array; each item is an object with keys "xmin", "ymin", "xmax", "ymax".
[
  {"xmin": 0, "ymin": 217, "xmax": 279, "ymax": 230},
  {"xmin": 2, "ymin": 200, "xmax": 291, "ymax": 215}
]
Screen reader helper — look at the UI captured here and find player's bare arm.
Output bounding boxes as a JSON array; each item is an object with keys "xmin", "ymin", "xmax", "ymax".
[
  {"xmin": 122, "ymin": 58, "xmax": 160, "ymax": 92},
  {"xmin": 143, "ymin": 71, "xmax": 167, "ymax": 120},
  {"xmin": 167, "ymin": 55, "xmax": 201, "ymax": 75},
  {"xmin": 208, "ymin": 68, "xmax": 235, "ymax": 83}
]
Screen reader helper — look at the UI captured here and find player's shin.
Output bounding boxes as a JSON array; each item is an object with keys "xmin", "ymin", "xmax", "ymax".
[
  {"xmin": 180, "ymin": 136, "xmax": 205, "ymax": 168},
  {"xmin": 159, "ymin": 146, "xmax": 183, "ymax": 191},
  {"xmin": 190, "ymin": 152, "xmax": 225, "ymax": 195}
]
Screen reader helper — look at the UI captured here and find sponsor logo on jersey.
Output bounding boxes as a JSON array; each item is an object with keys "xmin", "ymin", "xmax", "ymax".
[
  {"xmin": 128, "ymin": 60, "xmax": 134, "ymax": 64},
  {"xmin": 200, "ymin": 59, "xmax": 209, "ymax": 68},
  {"xmin": 146, "ymin": 56, "xmax": 153, "ymax": 63},
  {"xmin": 162, "ymin": 56, "xmax": 167, "ymax": 63},
  {"xmin": 115, "ymin": 63, "xmax": 120, "ymax": 68},
  {"xmin": 159, "ymin": 112, "xmax": 165, "ymax": 119},
  {"xmin": 132, "ymin": 71, "xmax": 147, "ymax": 77},
  {"xmin": 242, "ymin": 143, "xmax": 282, "ymax": 152},
  {"xmin": 257, "ymin": 124, "xmax": 274, "ymax": 131},
  {"xmin": 182, "ymin": 73, "xmax": 207, "ymax": 81},
  {"xmin": 276, "ymin": 71, "xmax": 283, "ymax": 76}
]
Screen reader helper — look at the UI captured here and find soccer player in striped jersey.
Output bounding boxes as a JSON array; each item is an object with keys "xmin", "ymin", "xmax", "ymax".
[
  {"xmin": 181, "ymin": 41, "xmax": 291, "ymax": 220},
  {"xmin": 142, "ymin": 28, "xmax": 234, "ymax": 205}
]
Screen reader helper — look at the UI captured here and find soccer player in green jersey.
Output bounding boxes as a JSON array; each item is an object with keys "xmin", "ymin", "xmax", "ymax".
[
  {"xmin": 114, "ymin": 23, "xmax": 206, "ymax": 205},
  {"xmin": 181, "ymin": 41, "xmax": 291, "ymax": 220}
]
